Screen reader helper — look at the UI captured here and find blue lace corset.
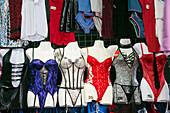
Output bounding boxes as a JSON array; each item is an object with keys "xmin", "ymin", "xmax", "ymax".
[{"xmin": 28, "ymin": 59, "xmax": 58, "ymax": 108}]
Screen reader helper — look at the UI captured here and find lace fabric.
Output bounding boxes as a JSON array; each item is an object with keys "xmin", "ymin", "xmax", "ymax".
[
  {"xmin": 113, "ymin": 47, "xmax": 141, "ymax": 104},
  {"xmin": 85, "ymin": 48, "xmax": 113, "ymax": 102},
  {"xmin": 29, "ymin": 59, "xmax": 58, "ymax": 108}
]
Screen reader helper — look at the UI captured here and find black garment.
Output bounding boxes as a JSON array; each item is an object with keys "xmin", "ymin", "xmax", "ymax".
[
  {"xmin": 60, "ymin": 0, "xmax": 81, "ymax": 33},
  {"xmin": 113, "ymin": 0, "xmax": 136, "ymax": 38},
  {"xmin": 0, "ymin": 49, "xmax": 30, "ymax": 110}
]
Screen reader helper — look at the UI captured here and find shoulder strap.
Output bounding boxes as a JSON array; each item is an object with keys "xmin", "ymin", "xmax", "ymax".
[
  {"xmin": 140, "ymin": 43, "xmax": 144, "ymax": 55},
  {"xmin": 86, "ymin": 47, "xmax": 89, "ymax": 55}
]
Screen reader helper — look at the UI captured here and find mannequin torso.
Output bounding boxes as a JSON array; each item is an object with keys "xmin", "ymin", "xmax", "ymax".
[
  {"xmin": 80, "ymin": 40, "xmax": 113, "ymax": 105},
  {"xmin": 55, "ymin": 41, "xmax": 87, "ymax": 107},
  {"xmin": 133, "ymin": 42, "xmax": 169, "ymax": 102},
  {"xmin": 112, "ymin": 39, "xmax": 141, "ymax": 104},
  {"xmin": 26, "ymin": 42, "xmax": 58, "ymax": 108}
]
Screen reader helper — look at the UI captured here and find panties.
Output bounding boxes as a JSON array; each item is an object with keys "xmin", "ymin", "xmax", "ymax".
[
  {"xmin": 75, "ymin": 12, "xmax": 94, "ymax": 34},
  {"xmin": 59, "ymin": 87, "xmax": 84, "ymax": 107},
  {"xmin": 129, "ymin": 12, "xmax": 145, "ymax": 38},
  {"xmin": 114, "ymin": 83, "xmax": 139, "ymax": 103}
]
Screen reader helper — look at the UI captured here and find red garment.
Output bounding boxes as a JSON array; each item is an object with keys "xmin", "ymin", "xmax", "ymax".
[
  {"xmin": 49, "ymin": 0, "xmax": 75, "ymax": 45},
  {"xmin": 139, "ymin": 0, "xmax": 160, "ymax": 52},
  {"xmin": 9, "ymin": 0, "xmax": 22, "ymax": 40},
  {"xmin": 147, "ymin": 103, "xmax": 160, "ymax": 113},
  {"xmin": 85, "ymin": 48, "xmax": 112, "ymax": 101},
  {"xmin": 139, "ymin": 43, "xmax": 166, "ymax": 102}
]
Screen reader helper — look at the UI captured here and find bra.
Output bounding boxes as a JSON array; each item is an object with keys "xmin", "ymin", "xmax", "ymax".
[{"xmin": 60, "ymin": 57, "xmax": 85, "ymax": 69}]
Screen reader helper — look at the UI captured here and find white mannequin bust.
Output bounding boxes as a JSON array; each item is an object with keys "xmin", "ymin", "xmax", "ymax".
[
  {"xmin": 26, "ymin": 41, "xmax": 57, "ymax": 108},
  {"xmin": 133, "ymin": 42, "xmax": 169, "ymax": 102},
  {"xmin": 81, "ymin": 40, "xmax": 112, "ymax": 64},
  {"xmin": 54, "ymin": 41, "xmax": 87, "ymax": 107}
]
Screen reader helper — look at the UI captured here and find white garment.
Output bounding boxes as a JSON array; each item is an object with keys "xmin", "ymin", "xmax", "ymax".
[
  {"xmin": 21, "ymin": 0, "xmax": 48, "ymax": 41},
  {"xmin": 154, "ymin": 0, "xmax": 165, "ymax": 46}
]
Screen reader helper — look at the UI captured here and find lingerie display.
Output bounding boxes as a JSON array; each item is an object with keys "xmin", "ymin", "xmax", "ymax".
[
  {"xmin": 59, "ymin": 0, "xmax": 82, "ymax": 32},
  {"xmin": 90, "ymin": 0, "xmax": 102, "ymax": 37},
  {"xmin": 28, "ymin": 59, "xmax": 58, "ymax": 108},
  {"xmin": 9, "ymin": 0, "xmax": 22, "ymax": 40},
  {"xmin": 160, "ymin": 0, "xmax": 170, "ymax": 54},
  {"xmin": 55, "ymin": 45, "xmax": 87, "ymax": 107},
  {"xmin": 112, "ymin": 46, "xmax": 141, "ymax": 104},
  {"xmin": 49, "ymin": 0, "xmax": 75, "ymax": 45},
  {"xmin": 75, "ymin": 0, "xmax": 95, "ymax": 34},
  {"xmin": 0, "ymin": 48, "xmax": 30, "ymax": 110},
  {"xmin": 102, "ymin": 0, "xmax": 114, "ymax": 39},
  {"xmin": 0, "ymin": 0, "xmax": 10, "ymax": 40},
  {"xmin": 112, "ymin": 0, "xmax": 136, "ymax": 38},
  {"xmin": 139, "ymin": 0, "xmax": 160, "ymax": 52},
  {"xmin": 21, "ymin": 0, "xmax": 48, "ymax": 41},
  {"xmin": 139, "ymin": 43, "xmax": 169, "ymax": 102},
  {"xmin": 84, "ymin": 48, "xmax": 113, "ymax": 105}
]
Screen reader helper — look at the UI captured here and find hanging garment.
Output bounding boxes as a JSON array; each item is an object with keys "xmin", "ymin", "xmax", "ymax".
[
  {"xmin": 0, "ymin": 49, "xmax": 30, "ymax": 110},
  {"xmin": 21, "ymin": 0, "xmax": 48, "ymax": 41},
  {"xmin": 60, "ymin": 0, "xmax": 82, "ymax": 32},
  {"xmin": 0, "ymin": 0, "xmax": 10, "ymax": 41},
  {"xmin": 84, "ymin": 48, "xmax": 113, "ymax": 105},
  {"xmin": 154, "ymin": 0, "xmax": 165, "ymax": 49},
  {"xmin": 90, "ymin": 0, "xmax": 102, "ymax": 37},
  {"xmin": 102, "ymin": 0, "xmax": 114, "ymax": 39},
  {"xmin": 28, "ymin": 59, "xmax": 58, "ymax": 109},
  {"xmin": 9, "ymin": 0, "xmax": 22, "ymax": 40},
  {"xmin": 128, "ymin": 0, "xmax": 142, "ymax": 12},
  {"xmin": 75, "ymin": 12, "xmax": 95, "ymax": 34},
  {"xmin": 160, "ymin": 0, "xmax": 170, "ymax": 54},
  {"xmin": 139, "ymin": 43, "xmax": 169, "ymax": 102},
  {"xmin": 112, "ymin": 0, "xmax": 136, "ymax": 38},
  {"xmin": 56, "ymin": 49, "xmax": 87, "ymax": 107},
  {"xmin": 129, "ymin": 12, "xmax": 145, "ymax": 38},
  {"xmin": 113, "ymin": 46, "xmax": 141, "ymax": 104},
  {"xmin": 139, "ymin": 0, "xmax": 160, "ymax": 52},
  {"xmin": 49, "ymin": 0, "xmax": 75, "ymax": 45},
  {"xmin": 76, "ymin": 0, "xmax": 95, "ymax": 34}
]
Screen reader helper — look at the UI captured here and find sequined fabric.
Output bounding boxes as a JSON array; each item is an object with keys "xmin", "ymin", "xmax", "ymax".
[{"xmin": 0, "ymin": 0, "xmax": 10, "ymax": 42}]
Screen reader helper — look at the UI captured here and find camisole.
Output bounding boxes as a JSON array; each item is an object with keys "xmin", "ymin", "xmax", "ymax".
[
  {"xmin": 0, "ymin": 49, "xmax": 30, "ymax": 110},
  {"xmin": 85, "ymin": 48, "xmax": 112, "ymax": 102},
  {"xmin": 28, "ymin": 59, "xmax": 58, "ymax": 108},
  {"xmin": 56, "ymin": 49, "xmax": 87, "ymax": 107},
  {"xmin": 113, "ymin": 47, "xmax": 141, "ymax": 104},
  {"xmin": 139, "ymin": 43, "xmax": 167, "ymax": 102}
]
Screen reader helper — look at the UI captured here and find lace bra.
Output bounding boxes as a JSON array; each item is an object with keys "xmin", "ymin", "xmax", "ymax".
[{"xmin": 29, "ymin": 59, "xmax": 58, "ymax": 108}]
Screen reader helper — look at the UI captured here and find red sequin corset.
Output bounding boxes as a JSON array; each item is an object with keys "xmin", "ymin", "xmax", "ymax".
[{"xmin": 85, "ymin": 55, "xmax": 112, "ymax": 101}]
